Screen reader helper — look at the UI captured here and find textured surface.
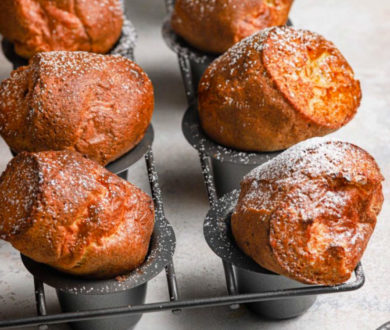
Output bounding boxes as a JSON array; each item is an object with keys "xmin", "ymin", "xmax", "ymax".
[
  {"xmin": 0, "ymin": 0, "xmax": 389, "ymax": 329},
  {"xmin": 0, "ymin": 151, "xmax": 155, "ymax": 278},
  {"xmin": 232, "ymin": 140, "xmax": 383, "ymax": 285},
  {"xmin": 171, "ymin": 0, "xmax": 293, "ymax": 53},
  {"xmin": 198, "ymin": 27, "xmax": 361, "ymax": 152},
  {"xmin": 0, "ymin": 51, "xmax": 154, "ymax": 165},
  {"xmin": 0, "ymin": 0, "xmax": 123, "ymax": 58}
]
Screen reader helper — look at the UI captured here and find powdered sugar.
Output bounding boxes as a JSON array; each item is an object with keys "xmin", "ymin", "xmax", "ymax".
[
  {"xmin": 246, "ymin": 138, "xmax": 358, "ymax": 182},
  {"xmin": 241, "ymin": 138, "xmax": 380, "ymax": 220}
]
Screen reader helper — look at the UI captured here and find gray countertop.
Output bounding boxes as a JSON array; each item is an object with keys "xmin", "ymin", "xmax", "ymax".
[{"xmin": 0, "ymin": 0, "xmax": 389, "ymax": 329}]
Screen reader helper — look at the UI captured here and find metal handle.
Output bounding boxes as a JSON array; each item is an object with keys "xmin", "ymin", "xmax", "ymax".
[{"xmin": 0, "ymin": 264, "xmax": 364, "ymax": 329}]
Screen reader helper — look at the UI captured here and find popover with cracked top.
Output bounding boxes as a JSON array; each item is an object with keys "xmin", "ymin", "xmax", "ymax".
[
  {"xmin": 232, "ymin": 139, "xmax": 383, "ymax": 285},
  {"xmin": 0, "ymin": 150, "xmax": 155, "ymax": 279},
  {"xmin": 198, "ymin": 26, "xmax": 362, "ymax": 152}
]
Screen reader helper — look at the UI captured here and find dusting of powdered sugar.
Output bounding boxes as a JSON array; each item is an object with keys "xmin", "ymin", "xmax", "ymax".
[
  {"xmin": 31, "ymin": 51, "xmax": 131, "ymax": 78},
  {"xmin": 199, "ymin": 27, "xmax": 274, "ymax": 91},
  {"xmin": 240, "ymin": 137, "xmax": 379, "ymax": 222},
  {"xmin": 199, "ymin": 26, "xmax": 327, "ymax": 99},
  {"xmin": 246, "ymin": 138, "xmax": 357, "ymax": 182},
  {"xmin": 175, "ymin": 0, "xmax": 237, "ymax": 16}
]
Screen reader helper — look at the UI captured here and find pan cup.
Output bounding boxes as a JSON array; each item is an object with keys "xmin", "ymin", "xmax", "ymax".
[
  {"xmin": 56, "ymin": 284, "xmax": 147, "ymax": 330},
  {"xmin": 182, "ymin": 105, "xmax": 282, "ymax": 197},
  {"xmin": 233, "ymin": 267, "xmax": 317, "ymax": 319},
  {"xmin": 21, "ymin": 213, "xmax": 176, "ymax": 330},
  {"xmin": 204, "ymin": 190, "xmax": 317, "ymax": 320},
  {"xmin": 1, "ymin": 17, "xmax": 137, "ymax": 70}
]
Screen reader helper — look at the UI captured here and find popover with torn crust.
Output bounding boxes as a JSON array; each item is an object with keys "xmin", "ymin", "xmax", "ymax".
[
  {"xmin": 232, "ymin": 139, "xmax": 383, "ymax": 285},
  {"xmin": 0, "ymin": 150, "xmax": 154, "ymax": 279},
  {"xmin": 171, "ymin": 0, "xmax": 294, "ymax": 54},
  {"xmin": 198, "ymin": 26, "xmax": 362, "ymax": 152},
  {"xmin": 0, "ymin": 51, "xmax": 154, "ymax": 166},
  {"xmin": 0, "ymin": 0, "xmax": 123, "ymax": 59}
]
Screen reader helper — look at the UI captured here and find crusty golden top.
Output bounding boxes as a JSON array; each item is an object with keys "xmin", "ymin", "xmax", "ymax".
[
  {"xmin": 0, "ymin": 150, "xmax": 154, "ymax": 278},
  {"xmin": 198, "ymin": 27, "xmax": 361, "ymax": 152},
  {"xmin": 262, "ymin": 27, "xmax": 361, "ymax": 128},
  {"xmin": 171, "ymin": 0, "xmax": 293, "ymax": 54},
  {"xmin": 232, "ymin": 139, "xmax": 384, "ymax": 285},
  {"xmin": 0, "ymin": 0, "xmax": 123, "ymax": 58},
  {"xmin": 0, "ymin": 51, "xmax": 154, "ymax": 165}
]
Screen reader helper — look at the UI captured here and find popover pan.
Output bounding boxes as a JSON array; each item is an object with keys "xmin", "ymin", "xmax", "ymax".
[
  {"xmin": 21, "ymin": 211, "xmax": 176, "ymax": 330},
  {"xmin": 204, "ymin": 190, "xmax": 316, "ymax": 319}
]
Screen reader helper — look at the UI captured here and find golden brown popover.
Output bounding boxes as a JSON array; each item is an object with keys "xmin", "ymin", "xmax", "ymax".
[
  {"xmin": 0, "ymin": 51, "xmax": 154, "ymax": 166},
  {"xmin": 0, "ymin": 150, "xmax": 154, "ymax": 279},
  {"xmin": 198, "ymin": 26, "xmax": 362, "ymax": 152},
  {"xmin": 0, "ymin": 0, "xmax": 123, "ymax": 59},
  {"xmin": 171, "ymin": 0, "xmax": 293, "ymax": 54},
  {"xmin": 232, "ymin": 140, "xmax": 383, "ymax": 285}
]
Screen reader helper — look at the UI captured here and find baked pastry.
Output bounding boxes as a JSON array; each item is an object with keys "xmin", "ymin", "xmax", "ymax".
[
  {"xmin": 0, "ymin": 150, "xmax": 154, "ymax": 279},
  {"xmin": 231, "ymin": 139, "xmax": 383, "ymax": 285},
  {"xmin": 0, "ymin": 0, "xmax": 123, "ymax": 59},
  {"xmin": 0, "ymin": 51, "xmax": 154, "ymax": 166},
  {"xmin": 171, "ymin": 0, "xmax": 293, "ymax": 54},
  {"xmin": 198, "ymin": 26, "xmax": 362, "ymax": 152}
]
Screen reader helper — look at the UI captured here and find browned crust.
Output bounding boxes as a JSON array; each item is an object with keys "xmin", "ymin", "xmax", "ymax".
[
  {"xmin": 0, "ymin": 51, "xmax": 154, "ymax": 166},
  {"xmin": 231, "ymin": 140, "xmax": 384, "ymax": 285},
  {"xmin": 0, "ymin": 0, "xmax": 123, "ymax": 59},
  {"xmin": 171, "ymin": 0, "xmax": 293, "ymax": 54},
  {"xmin": 0, "ymin": 150, "xmax": 155, "ymax": 279},
  {"xmin": 198, "ymin": 27, "xmax": 361, "ymax": 152}
]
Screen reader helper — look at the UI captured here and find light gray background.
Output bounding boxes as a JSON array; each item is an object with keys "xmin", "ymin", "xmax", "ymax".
[{"xmin": 0, "ymin": 0, "xmax": 389, "ymax": 329}]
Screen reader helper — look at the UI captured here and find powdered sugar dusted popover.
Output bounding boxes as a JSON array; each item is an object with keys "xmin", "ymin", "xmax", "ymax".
[
  {"xmin": 0, "ymin": 150, "xmax": 154, "ymax": 279},
  {"xmin": 0, "ymin": 0, "xmax": 124, "ymax": 59},
  {"xmin": 0, "ymin": 51, "xmax": 154, "ymax": 166},
  {"xmin": 198, "ymin": 26, "xmax": 362, "ymax": 152},
  {"xmin": 171, "ymin": 0, "xmax": 294, "ymax": 54},
  {"xmin": 231, "ymin": 139, "xmax": 383, "ymax": 285}
]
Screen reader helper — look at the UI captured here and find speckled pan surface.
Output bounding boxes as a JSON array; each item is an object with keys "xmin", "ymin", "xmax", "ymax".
[
  {"xmin": 162, "ymin": 17, "xmax": 293, "ymax": 64},
  {"xmin": 106, "ymin": 125, "xmax": 154, "ymax": 174},
  {"xmin": 1, "ymin": 17, "xmax": 137, "ymax": 68},
  {"xmin": 204, "ymin": 189, "xmax": 274, "ymax": 274},
  {"xmin": 21, "ymin": 213, "xmax": 176, "ymax": 295},
  {"xmin": 182, "ymin": 104, "xmax": 280, "ymax": 165}
]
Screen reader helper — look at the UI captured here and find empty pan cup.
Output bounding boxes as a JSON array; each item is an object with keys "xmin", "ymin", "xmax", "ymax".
[
  {"xmin": 204, "ymin": 190, "xmax": 317, "ymax": 319},
  {"xmin": 162, "ymin": 18, "xmax": 293, "ymax": 102},
  {"xmin": 182, "ymin": 104, "xmax": 282, "ymax": 197},
  {"xmin": 1, "ymin": 17, "xmax": 137, "ymax": 69},
  {"xmin": 21, "ymin": 214, "xmax": 176, "ymax": 330}
]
